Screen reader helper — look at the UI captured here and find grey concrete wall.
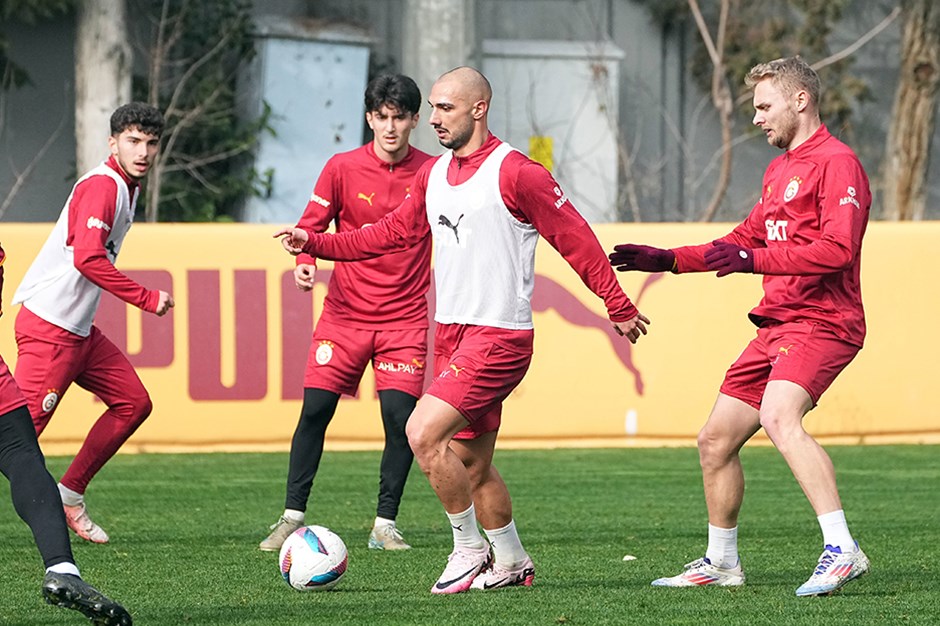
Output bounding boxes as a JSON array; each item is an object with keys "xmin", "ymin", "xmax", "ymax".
[{"xmin": 1, "ymin": 17, "xmax": 76, "ymax": 222}]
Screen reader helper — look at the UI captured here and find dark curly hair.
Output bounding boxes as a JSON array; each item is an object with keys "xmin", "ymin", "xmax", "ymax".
[
  {"xmin": 110, "ymin": 102, "xmax": 165, "ymax": 137},
  {"xmin": 364, "ymin": 74, "xmax": 421, "ymax": 116}
]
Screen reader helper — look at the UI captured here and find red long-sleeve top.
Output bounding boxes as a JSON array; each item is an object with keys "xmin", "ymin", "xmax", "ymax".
[{"xmin": 673, "ymin": 125, "xmax": 870, "ymax": 346}]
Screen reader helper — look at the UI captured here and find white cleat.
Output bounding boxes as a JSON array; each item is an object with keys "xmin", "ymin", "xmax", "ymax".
[
  {"xmin": 430, "ymin": 544, "xmax": 491, "ymax": 594},
  {"xmin": 651, "ymin": 557, "xmax": 745, "ymax": 587},
  {"xmin": 259, "ymin": 516, "xmax": 304, "ymax": 552},
  {"xmin": 470, "ymin": 555, "xmax": 535, "ymax": 590},
  {"xmin": 795, "ymin": 544, "xmax": 870, "ymax": 597},
  {"xmin": 368, "ymin": 524, "xmax": 411, "ymax": 550}
]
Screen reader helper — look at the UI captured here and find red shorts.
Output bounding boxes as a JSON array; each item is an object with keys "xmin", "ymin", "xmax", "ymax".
[
  {"xmin": 303, "ymin": 319, "xmax": 428, "ymax": 398},
  {"xmin": 14, "ymin": 318, "xmax": 149, "ymax": 435},
  {"xmin": 720, "ymin": 320, "xmax": 860, "ymax": 409},
  {"xmin": 426, "ymin": 324, "xmax": 534, "ymax": 439},
  {"xmin": 0, "ymin": 353, "xmax": 27, "ymax": 416}
]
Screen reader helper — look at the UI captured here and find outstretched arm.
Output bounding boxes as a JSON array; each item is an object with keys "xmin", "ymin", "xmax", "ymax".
[
  {"xmin": 505, "ymin": 157, "xmax": 649, "ymax": 342},
  {"xmin": 291, "ymin": 158, "xmax": 343, "ymax": 290},
  {"xmin": 275, "ymin": 185, "xmax": 431, "ymax": 262}
]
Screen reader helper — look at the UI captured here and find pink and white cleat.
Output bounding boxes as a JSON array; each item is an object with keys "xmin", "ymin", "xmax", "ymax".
[
  {"xmin": 470, "ymin": 555, "xmax": 535, "ymax": 590},
  {"xmin": 430, "ymin": 544, "xmax": 491, "ymax": 594},
  {"xmin": 63, "ymin": 503, "xmax": 110, "ymax": 544}
]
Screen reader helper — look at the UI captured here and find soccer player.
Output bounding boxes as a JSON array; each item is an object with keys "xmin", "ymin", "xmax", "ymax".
[
  {"xmin": 259, "ymin": 74, "xmax": 433, "ymax": 553},
  {"xmin": 1, "ymin": 243, "xmax": 132, "ymax": 625},
  {"xmin": 609, "ymin": 57, "xmax": 870, "ymax": 596},
  {"xmin": 275, "ymin": 66, "xmax": 650, "ymax": 593},
  {"xmin": 11, "ymin": 102, "xmax": 174, "ymax": 545}
]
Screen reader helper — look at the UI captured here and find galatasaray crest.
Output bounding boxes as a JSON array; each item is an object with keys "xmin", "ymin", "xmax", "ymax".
[
  {"xmin": 783, "ymin": 176, "xmax": 802, "ymax": 202},
  {"xmin": 315, "ymin": 341, "xmax": 334, "ymax": 365}
]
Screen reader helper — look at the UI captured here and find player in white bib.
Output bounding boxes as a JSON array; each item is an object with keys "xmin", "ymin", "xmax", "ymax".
[
  {"xmin": 12, "ymin": 103, "xmax": 174, "ymax": 545},
  {"xmin": 276, "ymin": 67, "xmax": 650, "ymax": 593}
]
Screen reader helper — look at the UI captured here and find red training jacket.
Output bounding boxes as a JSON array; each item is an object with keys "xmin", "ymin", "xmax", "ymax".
[
  {"xmin": 674, "ymin": 125, "xmax": 870, "ymax": 347},
  {"xmin": 295, "ymin": 143, "xmax": 433, "ymax": 330}
]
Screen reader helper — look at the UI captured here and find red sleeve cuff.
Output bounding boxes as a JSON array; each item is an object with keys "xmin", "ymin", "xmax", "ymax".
[{"xmin": 609, "ymin": 301, "xmax": 639, "ymax": 323}]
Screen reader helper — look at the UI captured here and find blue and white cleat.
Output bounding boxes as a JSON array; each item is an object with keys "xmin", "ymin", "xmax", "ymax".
[
  {"xmin": 651, "ymin": 557, "xmax": 745, "ymax": 587},
  {"xmin": 795, "ymin": 544, "xmax": 870, "ymax": 597}
]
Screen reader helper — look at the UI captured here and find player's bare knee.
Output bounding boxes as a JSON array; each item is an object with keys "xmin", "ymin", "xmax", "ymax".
[
  {"xmin": 696, "ymin": 424, "xmax": 738, "ymax": 469},
  {"xmin": 759, "ymin": 410, "xmax": 804, "ymax": 450},
  {"xmin": 696, "ymin": 426, "xmax": 727, "ymax": 467},
  {"xmin": 405, "ymin": 422, "xmax": 444, "ymax": 467}
]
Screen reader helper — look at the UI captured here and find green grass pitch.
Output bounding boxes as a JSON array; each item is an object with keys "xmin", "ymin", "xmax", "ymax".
[{"xmin": 0, "ymin": 445, "xmax": 936, "ymax": 625}]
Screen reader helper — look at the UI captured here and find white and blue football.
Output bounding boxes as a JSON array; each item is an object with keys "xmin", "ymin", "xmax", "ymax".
[{"xmin": 278, "ymin": 525, "xmax": 348, "ymax": 591}]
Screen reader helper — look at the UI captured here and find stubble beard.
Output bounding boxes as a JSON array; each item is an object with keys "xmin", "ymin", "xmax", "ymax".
[
  {"xmin": 438, "ymin": 122, "xmax": 473, "ymax": 151},
  {"xmin": 771, "ymin": 108, "xmax": 799, "ymax": 150}
]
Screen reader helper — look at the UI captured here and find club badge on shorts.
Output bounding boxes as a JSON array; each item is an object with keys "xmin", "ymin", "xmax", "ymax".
[
  {"xmin": 315, "ymin": 341, "xmax": 334, "ymax": 365},
  {"xmin": 42, "ymin": 389, "xmax": 60, "ymax": 413}
]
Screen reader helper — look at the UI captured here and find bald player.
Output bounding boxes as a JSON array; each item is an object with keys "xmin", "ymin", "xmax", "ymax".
[{"xmin": 276, "ymin": 66, "xmax": 650, "ymax": 594}]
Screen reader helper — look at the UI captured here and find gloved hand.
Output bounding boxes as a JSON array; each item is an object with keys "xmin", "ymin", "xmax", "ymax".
[
  {"xmin": 609, "ymin": 244, "xmax": 675, "ymax": 273},
  {"xmin": 704, "ymin": 241, "xmax": 754, "ymax": 277}
]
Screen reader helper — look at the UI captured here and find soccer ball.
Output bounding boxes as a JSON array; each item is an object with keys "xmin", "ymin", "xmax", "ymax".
[{"xmin": 278, "ymin": 525, "xmax": 348, "ymax": 591}]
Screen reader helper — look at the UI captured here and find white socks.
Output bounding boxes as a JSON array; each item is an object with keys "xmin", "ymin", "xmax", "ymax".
[
  {"xmin": 818, "ymin": 509, "xmax": 856, "ymax": 552},
  {"xmin": 374, "ymin": 516, "xmax": 396, "ymax": 529},
  {"xmin": 46, "ymin": 562, "xmax": 81, "ymax": 577},
  {"xmin": 705, "ymin": 524, "xmax": 739, "ymax": 569},
  {"xmin": 483, "ymin": 519, "xmax": 528, "ymax": 568},
  {"xmin": 702, "ymin": 511, "xmax": 855, "ymax": 569},
  {"xmin": 283, "ymin": 509, "xmax": 304, "ymax": 523},
  {"xmin": 58, "ymin": 483, "xmax": 83, "ymax": 507},
  {"xmin": 446, "ymin": 504, "xmax": 486, "ymax": 549}
]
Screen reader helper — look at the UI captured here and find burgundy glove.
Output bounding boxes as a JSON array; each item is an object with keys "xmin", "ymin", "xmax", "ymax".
[
  {"xmin": 704, "ymin": 241, "xmax": 754, "ymax": 277},
  {"xmin": 609, "ymin": 244, "xmax": 675, "ymax": 273}
]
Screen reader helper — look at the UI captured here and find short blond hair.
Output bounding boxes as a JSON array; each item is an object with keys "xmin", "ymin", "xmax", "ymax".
[{"xmin": 746, "ymin": 56, "xmax": 820, "ymax": 108}]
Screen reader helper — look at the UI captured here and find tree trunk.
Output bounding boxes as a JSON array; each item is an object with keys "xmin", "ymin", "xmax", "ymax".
[
  {"xmin": 75, "ymin": 0, "xmax": 131, "ymax": 175},
  {"xmin": 883, "ymin": 0, "xmax": 940, "ymax": 221}
]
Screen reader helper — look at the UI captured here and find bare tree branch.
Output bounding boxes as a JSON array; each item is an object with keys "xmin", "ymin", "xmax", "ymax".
[
  {"xmin": 163, "ymin": 140, "xmax": 254, "ymax": 173},
  {"xmin": 813, "ymin": 6, "xmax": 902, "ymax": 70},
  {"xmin": 688, "ymin": 0, "xmax": 721, "ymax": 67},
  {"xmin": 734, "ymin": 6, "xmax": 903, "ymax": 109}
]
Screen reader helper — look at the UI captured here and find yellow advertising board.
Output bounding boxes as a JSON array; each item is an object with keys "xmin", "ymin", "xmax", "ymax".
[{"xmin": 1, "ymin": 222, "xmax": 938, "ymax": 453}]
